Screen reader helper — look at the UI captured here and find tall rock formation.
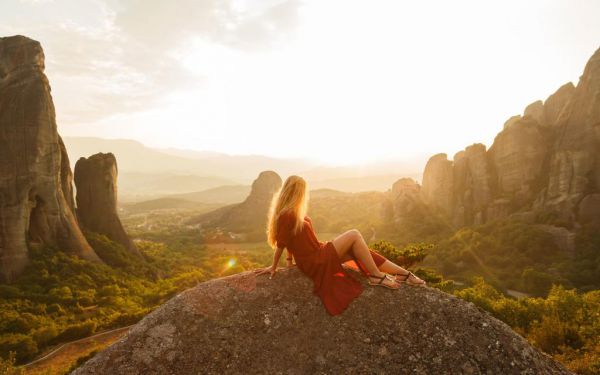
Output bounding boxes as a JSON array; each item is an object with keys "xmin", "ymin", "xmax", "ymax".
[
  {"xmin": 421, "ymin": 153, "xmax": 454, "ymax": 214},
  {"xmin": 452, "ymin": 143, "xmax": 494, "ymax": 226},
  {"xmin": 74, "ymin": 153, "xmax": 141, "ymax": 257},
  {"xmin": 187, "ymin": 171, "xmax": 282, "ymax": 237},
  {"xmin": 536, "ymin": 48, "xmax": 600, "ymax": 223},
  {"xmin": 388, "ymin": 178, "xmax": 422, "ymax": 222},
  {"xmin": 421, "ymin": 47, "xmax": 600, "ymax": 229},
  {"xmin": 0, "ymin": 36, "xmax": 100, "ymax": 282},
  {"xmin": 73, "ymin": 268, "xmax": 570, "ymax": 375}
]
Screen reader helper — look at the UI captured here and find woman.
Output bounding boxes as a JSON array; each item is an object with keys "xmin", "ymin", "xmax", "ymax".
[{"xmin": 255, "ymin": 175, "xmax": 425, "ymax": 316}]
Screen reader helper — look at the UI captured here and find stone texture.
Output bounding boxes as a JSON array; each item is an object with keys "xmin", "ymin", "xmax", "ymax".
[
  {"xmin": 577, "ymin": 193, "xmax": 600, "ymax": 230},
  {"xmin": 488, "ymin": 117, "xmax": 547, "ymax": 200},
  {"xmin": 73, "ymin": 268, "xmax": 571, "ymax": 375},
  {"xmin": 543, "ymin": 82, "xmax": 575, "ymax": 127},
  {"xmin": 524, "ymin": 100, "xmax": 545, "ymax": 125},
  {"xmin": 421, "ymin": 153, "xmax": 454, "ymax": 215},
  {"xmin": 452, "ymin": 144, "xmax": 493, "ymax": 226},
  {"xmin": 534, "ymin": 225, "xmax": 576, "ymax": 253},
  {"xmin": 187, "ymin": 171, "xmax": 282, "ymax": 235},
  {"xmin": 0, "ymin": 35, "xmax": 100, "ymax": 282},
  {"xmin": 537, "ymin": 48, "xmax": 600, "ymax": 219},
  {"xmin": 420, "ymin": 47, "xmax": 600, "ymax": 231},
  {"xmin": 389, "ymin": 178, "xmax": 422, "ymax": 222},
  {"xmin": 74, "ymin": 153, "xmax": 141, "ymax": 257}
]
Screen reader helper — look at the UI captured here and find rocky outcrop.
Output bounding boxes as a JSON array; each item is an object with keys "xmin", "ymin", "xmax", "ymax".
[
  {"xmin": 421, "ymin": 47, "xmax": 600, "ymax": 230},
  {"xmin": 388, "ymin": 178, "xmax": 422, "ymax": 222},
  {"xmin": 421, "ymin": 153, "xmax": 454, "ymax": 214},
  {"xmin": 536, "ymin": 48, "xmax": 600, "ymax": 219},
  {"xmin": 543, "ymin": 82, "xmax": 574, "ymax": 127},
  {"xmin": 489, "ymin": 117, "xmax": 547, "ymax": 201},
  {"xmin": 577, "ymin": 193, "xmax": 600, "ymax": 230},
  {"xmin": 0, "ymin": 36, "xmax": 100, "ymax": 282},
  {"xmin": 452, "ymin": 144, "xmax": 493, "ymax": 226},
  {"xmin": 74, "ymin": 153, "xmax": 141, "ymax": 257},
  {"xmin": 73, "ymin": 268, "xmax": 570, "ymax": 375},
  {"xmin": 187, "ymin": 171, "xmax": 282, "ymax": 236}
]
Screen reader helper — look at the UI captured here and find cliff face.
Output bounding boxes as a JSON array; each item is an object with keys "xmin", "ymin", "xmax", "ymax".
[
  {"xmin": 0, "ymin": 36, "xmax": 100, "ymax": 282},
  {"xmin": 188, "ymin": 171, "xmax": 282, "ymax": 235},
  {"xmin": 74, "ymin": 153, "xmax": 141, "ymax": 257},
  {"xmin": 73, "ymin": 268, "xmax": 570, "ymax": 375},
  {"xmin": 421, "ymin": 47, "xmax": 600, "ymax": 229}
]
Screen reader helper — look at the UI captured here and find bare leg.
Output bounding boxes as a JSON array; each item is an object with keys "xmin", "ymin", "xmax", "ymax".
[
  {"xmin": 379, "ymin": 259, "xmax": 426, "ymax": 285},
  {"xmin": 332, "ymin": 229, "xmax": 400, "ymax": 288}
]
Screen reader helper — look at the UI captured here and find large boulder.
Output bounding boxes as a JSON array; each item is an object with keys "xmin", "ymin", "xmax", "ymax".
[
  {"xmin": 73, "ymin": 268, "xmax": 571, "ymax": 374},
  {"xmin": 74, "ymin": 153, "xmax": 141, "ymax": 257},
  {"xmin": 0, "ymin": 35, "xmax": 100, "ymax": 282}
]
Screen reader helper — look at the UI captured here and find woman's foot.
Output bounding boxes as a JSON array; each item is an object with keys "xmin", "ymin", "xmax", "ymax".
[
  {"xmin": 394, "ymin": 271, "xmax": 426, "ymax": 286},
  {"xmin": 367, "ymin": 273, "xmax": 401, "ymax": 289}
]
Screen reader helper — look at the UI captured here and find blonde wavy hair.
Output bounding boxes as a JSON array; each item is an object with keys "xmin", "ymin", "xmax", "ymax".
[{"xmin": 266, "ymin": 175, "xmax": 309, "ymax": 249}]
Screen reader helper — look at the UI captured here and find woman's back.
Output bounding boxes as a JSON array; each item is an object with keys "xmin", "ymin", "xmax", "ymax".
[
  {"xmin": 276, "ymin": 210, "xmax": 324, "ymax": 259},
  {"xmin": 275, "ymin": 209, "xmax": 363, "ymax": 315}
]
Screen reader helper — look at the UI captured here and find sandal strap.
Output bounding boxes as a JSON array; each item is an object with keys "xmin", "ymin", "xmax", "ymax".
[{"xmin": 369, "ymin": 274, "xmax": 387, "ymax": 284}]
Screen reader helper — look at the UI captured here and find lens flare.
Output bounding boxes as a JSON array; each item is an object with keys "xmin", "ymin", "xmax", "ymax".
[{"xmin": 225, "ymin": 258, "xmax": 236, "ymax": 269}]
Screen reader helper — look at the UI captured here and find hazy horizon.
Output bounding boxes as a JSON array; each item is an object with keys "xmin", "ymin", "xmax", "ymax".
[{"xmin": 2, "ymin": 0, "xmax": 600, "ymax": 166}]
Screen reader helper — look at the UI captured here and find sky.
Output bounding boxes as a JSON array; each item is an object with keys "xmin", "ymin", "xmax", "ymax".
[{"xmin": 2, "ymin": 0, "xmax": 600, "ymax": 166}]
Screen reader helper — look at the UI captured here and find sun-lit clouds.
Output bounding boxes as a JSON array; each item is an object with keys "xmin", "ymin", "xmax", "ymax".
[
  {"xmin": 1, "ymin": 0, "xmax": 302, "ymax": 124},
  {"xmin": 2, "ymin": 0, "xmax": 600, "ymax": 166}
]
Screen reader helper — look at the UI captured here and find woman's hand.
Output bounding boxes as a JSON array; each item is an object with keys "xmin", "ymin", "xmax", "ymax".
[{"xmin": 254, "ymin": 265, "xmax": 277, "ymax": 279}]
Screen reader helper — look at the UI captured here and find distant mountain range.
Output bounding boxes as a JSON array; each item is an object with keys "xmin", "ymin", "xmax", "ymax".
[{"xmin": 63, "ymin": 137, "xmax": 425, "ymax": 200}]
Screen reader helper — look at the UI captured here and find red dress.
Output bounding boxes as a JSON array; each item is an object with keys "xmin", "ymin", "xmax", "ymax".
[{"xmin": 276, "ymin": 210, "xmax": 387, "ymax": 315}]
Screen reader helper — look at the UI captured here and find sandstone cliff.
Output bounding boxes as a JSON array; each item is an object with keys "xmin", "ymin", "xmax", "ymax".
[
  {"xmin": 421, "ymin": 47, "xmax": 600, "ymax": 229},
  {"xmin": 187, "ymin": 171, "xmax": 282, "ymax": 236},
  {"xmin": 74, "ymin": 153, "xmax": 141, "ymax": 257},
  {"xmin": 0, "ymin": 36, "xmax": 101, "ymax": 282},
  {"xmin": 73, "ymin": 267, "xmax": 570, "ymax": 374}
]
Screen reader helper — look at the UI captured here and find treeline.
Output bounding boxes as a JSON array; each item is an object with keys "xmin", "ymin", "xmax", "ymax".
[
  {"xmin": 423, "ymin": 220, "xmax": 600, "ymax": 295},
  {"xmin": 0, "ymin": 233, "xmax": 207, "ymax": 364}
]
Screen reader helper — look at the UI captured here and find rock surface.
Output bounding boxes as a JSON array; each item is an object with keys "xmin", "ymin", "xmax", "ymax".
[
  {"xmin": 74, "ymin": 267, "xmax": 571, "ymax": 375},
  {"xmin": 421, "ymin": 153, "xmax": 454, "ymax": 214},
  {"xmin": 421, "ymin": 47, "xmax": 600, "ymax": 230},
  {"xmin": 187, "ymin": 171, "xmax": 282, "ymax": 236},
  {"xmin": 0, "ymin": 35, "xmax": 100, "ymax": 282},
  {"xmin": 74, "ymin": 153, "xmax": 140, "ymax": 257}
]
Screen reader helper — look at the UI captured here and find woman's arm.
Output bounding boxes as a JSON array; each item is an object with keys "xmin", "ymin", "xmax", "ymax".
[
  {"xmin": 286, "ymin": 249, "xmax": 294, "ymax": 267},
  {"xmin": 255, "ymin": 246, "xmax": 285, "ymax": 278}
]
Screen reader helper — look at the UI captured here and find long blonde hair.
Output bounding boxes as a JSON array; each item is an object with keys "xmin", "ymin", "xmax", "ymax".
[{"xmin": 266, "ymin": 175, "xmax": 309, "ymax": 249}]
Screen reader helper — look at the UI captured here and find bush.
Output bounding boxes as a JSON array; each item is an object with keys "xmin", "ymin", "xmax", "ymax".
[
  {"xmin": 0, "ymin": 352, "xmax": 24, "ymax": 375},
  {"xmin": 370, "ymin": 240, "xmax": 432, "ymax": 268},
  {"xmin": 0, "ymin": 335, "xmax": 38, "ymax": 363},
  {"xmin": 54, "ymin": 320, "xmax": 97, "ymax": 343},
  {"xmin": 528, "ymin": 314, "xmax": 583, "ymax": 354}
]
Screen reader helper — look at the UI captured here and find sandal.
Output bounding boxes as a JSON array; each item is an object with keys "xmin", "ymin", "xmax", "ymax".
[
  {"xmin": 394, "ymin": 271, "xmax": 426, "ymax": 286},
  {"xmin": 367, "ymin": 274, "xmax": 401, "ymax": 290}
]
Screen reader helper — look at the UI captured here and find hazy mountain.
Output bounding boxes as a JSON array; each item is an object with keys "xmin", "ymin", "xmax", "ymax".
[
  {"xmin": 63, "ymin": 137, "xmax": 427, "ymax": 198},
  {"xmin": 308, "ymin": 174, "xmax": 420, "ymax": 193},
  {"xmin": 63, "ymin": 137, "xmax": 319, "ymax": 182},
  {"xmin": 167, "ymin": 185, "xmax": 251, "ymax": 204},
  {"xmin": 120, "ymin": 198, "xmax": 223, "ymax": 214},
  {"xmin": 117, "ymin": 172, "xmax": 238, "ymax": 202}
]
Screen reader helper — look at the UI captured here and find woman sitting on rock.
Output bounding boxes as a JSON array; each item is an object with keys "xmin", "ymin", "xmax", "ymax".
[{"xmin": 255, "ymin": 175, "xmax": 425, "ymax": 315}]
